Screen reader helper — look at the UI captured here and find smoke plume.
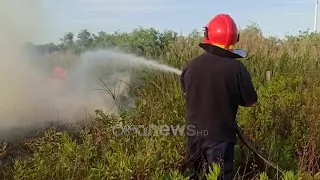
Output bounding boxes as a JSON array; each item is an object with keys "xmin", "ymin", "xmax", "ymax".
[
  {"xmin": 0, "ymin": 1, "xmax": 134, "ymax": 139},
  {"xmin": 0, "ymin": 0, "xmax": 181, "ymax": 141}
]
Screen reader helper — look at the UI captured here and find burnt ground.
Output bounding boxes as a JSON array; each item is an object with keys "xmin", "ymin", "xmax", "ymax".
[{"xmin": 0, "ymin": 121, "xmax": 86, "ymax": 179}]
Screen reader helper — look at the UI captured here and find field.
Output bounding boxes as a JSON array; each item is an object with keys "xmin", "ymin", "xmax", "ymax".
[{"xmin": 1, "ymin": 23, "xmax": 320, "ymax": 179}]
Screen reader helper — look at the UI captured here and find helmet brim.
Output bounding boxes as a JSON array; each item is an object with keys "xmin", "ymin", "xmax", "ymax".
[{"xmin": 199, "ymin": 43, "xmax": 247, "ymax": 59}]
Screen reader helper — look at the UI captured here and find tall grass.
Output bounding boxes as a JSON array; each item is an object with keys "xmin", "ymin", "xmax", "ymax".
[{"xmin": 1, "ymin": 23, "xmax": 320, "ymax": 179}]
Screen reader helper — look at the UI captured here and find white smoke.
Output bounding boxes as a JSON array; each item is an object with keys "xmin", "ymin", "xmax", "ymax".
[
  {"xmin": 0, "ymin": 1, "xmax": 135, "ymax": 139},
  {"xmin": 0, "ymin": 0, "xmax": 179, "ymax": 140}
]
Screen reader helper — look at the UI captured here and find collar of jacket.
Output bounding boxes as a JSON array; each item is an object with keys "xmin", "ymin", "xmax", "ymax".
[{"xmin": 199, "ymin": 43, "xmax": 245, "ymax": 59}]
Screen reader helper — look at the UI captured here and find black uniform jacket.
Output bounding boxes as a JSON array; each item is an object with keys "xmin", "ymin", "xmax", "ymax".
[{"xmin": 180, "ymin": 43, "xmax": 258, "ymax": 142}]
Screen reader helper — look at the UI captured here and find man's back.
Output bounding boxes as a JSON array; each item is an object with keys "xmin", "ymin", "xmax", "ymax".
[
  {"xmin": 182, "ymin": 14, "xmax": 258, "ymax": 179},
  {"xmin": 180, "ymin": 52, "xmax": 257, "ymax": 142}
]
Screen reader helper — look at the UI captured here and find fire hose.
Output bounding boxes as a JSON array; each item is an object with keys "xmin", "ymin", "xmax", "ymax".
[{"xmin": 235, "ymin": 123, "xmax": 284, "ymax": 174}]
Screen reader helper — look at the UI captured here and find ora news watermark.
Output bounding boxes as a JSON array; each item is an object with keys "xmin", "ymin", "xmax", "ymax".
[{"xmin": 112, "ymin": 124, "xmax": 208, "ymax": 137}]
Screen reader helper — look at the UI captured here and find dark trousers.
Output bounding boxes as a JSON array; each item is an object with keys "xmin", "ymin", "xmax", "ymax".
[{"xmin": 186, "ymin": 136, "xmax": 235, "ymax": 180}]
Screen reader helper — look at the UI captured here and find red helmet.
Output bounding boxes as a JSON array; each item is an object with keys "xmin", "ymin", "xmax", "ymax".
[{"xmin": 201, "ymin": 14, "xmax": 246, "ymax": 58}]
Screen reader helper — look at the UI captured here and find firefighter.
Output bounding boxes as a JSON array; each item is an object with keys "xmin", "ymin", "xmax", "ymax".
[{"xmin": 180, "ymin": 14, "xmax": 258, "ymax": 179}]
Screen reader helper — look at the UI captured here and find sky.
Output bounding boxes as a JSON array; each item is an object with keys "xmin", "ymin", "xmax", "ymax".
[{"xmin": 39, "ymin": 0, "xmax": 317, "ymax": 44}]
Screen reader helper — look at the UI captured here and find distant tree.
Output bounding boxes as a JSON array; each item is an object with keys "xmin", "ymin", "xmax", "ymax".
[
  {"xmin": 240, "ymin": 21, "xmax": 262, "ymax": 37},
  {"xmin": 76, "ymin": 29, "xmax": 94, "ymax": 51},
  {"xmin": 58, "ymin": 32, "xmax": 75, "ymax": 51},
  {"xmin": 42, "ymin": 43, "xmax": 60, "ymax": 53}
]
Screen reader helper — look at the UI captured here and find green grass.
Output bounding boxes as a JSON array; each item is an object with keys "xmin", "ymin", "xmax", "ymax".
[{"xmin": 1, "ymin": 23, "xmax": 320, "ymax": 179}]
